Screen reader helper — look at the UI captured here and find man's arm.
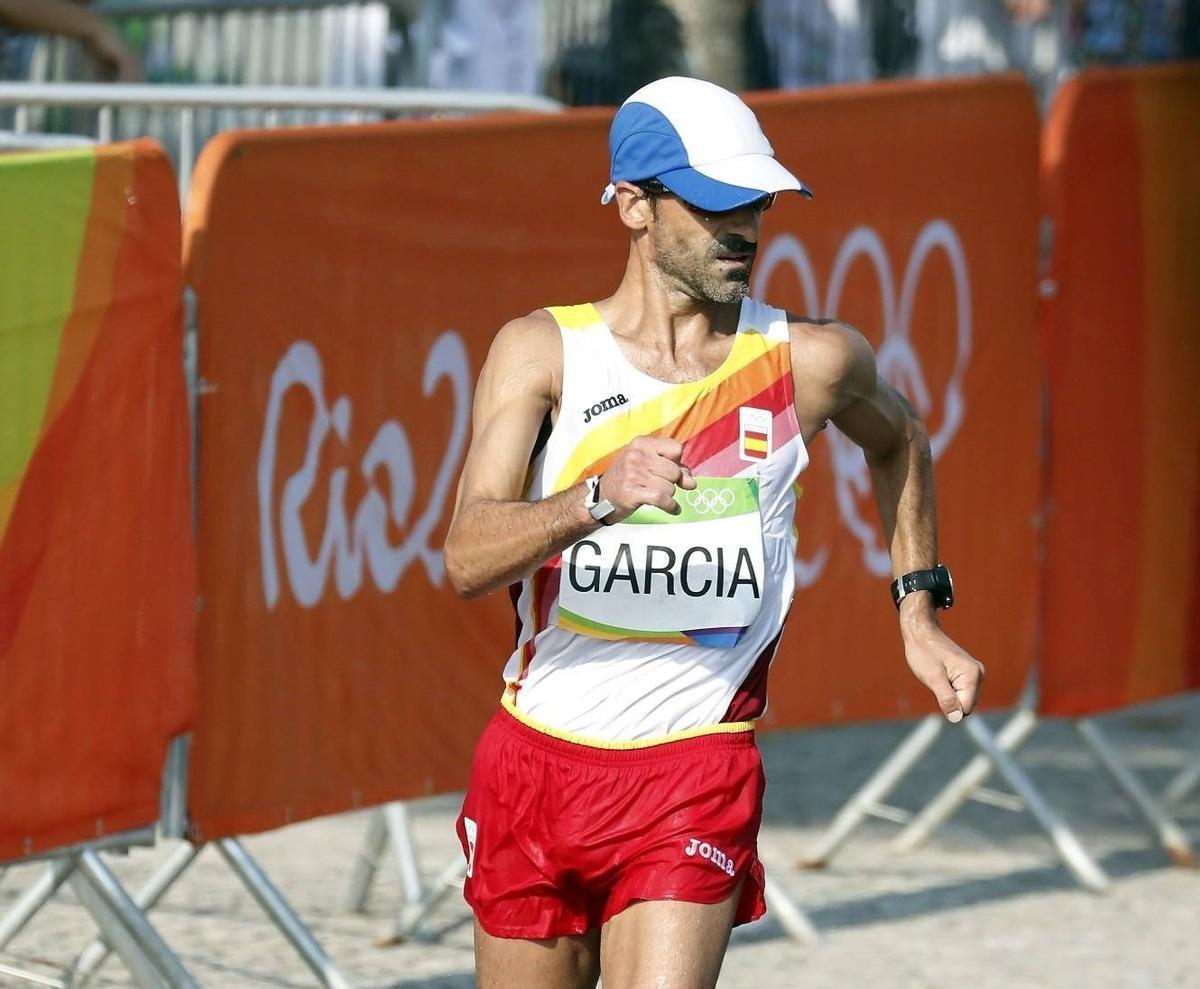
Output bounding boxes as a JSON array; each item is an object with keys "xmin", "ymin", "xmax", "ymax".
[
  {"xmin": 0, "ymin": 0, "xmax": 139, "ymax": 80},
  {"xmin": 792, "ymin": 319, "xmax": 984, "ymax": 722},
  {"xmin": 444, "ymin": 312, "xmax": 694, "ymax": 599}
]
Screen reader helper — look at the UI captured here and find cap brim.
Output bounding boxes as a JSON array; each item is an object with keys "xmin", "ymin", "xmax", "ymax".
[{"xmin": 657, "ymin": 153, "xmax": 812, "ymax": 211}]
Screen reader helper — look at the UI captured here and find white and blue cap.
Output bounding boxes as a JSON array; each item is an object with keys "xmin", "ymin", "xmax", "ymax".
[{"xmin": 600, "ymin": 76, "xmax": 812, "ymax": 211}]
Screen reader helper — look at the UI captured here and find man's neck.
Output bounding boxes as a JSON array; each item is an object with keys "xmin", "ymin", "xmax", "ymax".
[{"xmin": 598, "ymin": 259, "xmax": 743, "ymax": 363}]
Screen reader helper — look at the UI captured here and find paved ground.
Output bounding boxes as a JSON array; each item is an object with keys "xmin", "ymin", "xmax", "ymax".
[{"xmin": 3, "ymin": 695, "xmax": 1198, "ymax": 988}]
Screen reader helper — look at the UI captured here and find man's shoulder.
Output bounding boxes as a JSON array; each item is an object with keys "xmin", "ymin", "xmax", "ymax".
[
  {"xmin": 742, "ymin": 298, "xmax": 865, "ymax": 354},
  {"xmin": 479, "ymin": 309, "xmax": 564, "ymax": 402},
  {"xmin": 489, "ymin": 307, "xmax": 563, "ymax": 359},
  {"xmin": 774, "ymin": 313, "xmax": 876, "ymax": 403}
]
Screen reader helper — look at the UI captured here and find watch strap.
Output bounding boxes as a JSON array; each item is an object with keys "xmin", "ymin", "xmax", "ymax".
[
  {"xmin": 890, "ymin": 565, "xmax": 953, "ymax": 610},
  {"xmin": 584, "ymin": 475, "xmax": 617, "ymax": 525}
]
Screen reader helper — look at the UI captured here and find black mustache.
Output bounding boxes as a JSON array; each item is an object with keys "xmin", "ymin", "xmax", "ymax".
[{"xmin": 710, "ymin": 237, "xmax": 757, "ymax": 257}]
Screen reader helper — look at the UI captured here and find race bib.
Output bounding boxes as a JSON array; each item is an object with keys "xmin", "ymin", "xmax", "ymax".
[{"xmin": 556, "ymin": 476, "xmax": 765, "ymax": 648}]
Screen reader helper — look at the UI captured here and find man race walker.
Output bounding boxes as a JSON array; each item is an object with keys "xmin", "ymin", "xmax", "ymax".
[{"xmin": 443, "ymin": 76, "xmax": 984, "ymax": 989}]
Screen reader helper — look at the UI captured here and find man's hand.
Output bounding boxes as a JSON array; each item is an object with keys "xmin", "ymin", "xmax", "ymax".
[
  {"xmin": 902, "ymin": 623, "xmax": 985, "ymax": 723},
  {"xmin": 598, "ymin": 436, "xmax": 697, "ymax": 523},
  {"xmin": 0, "ymin": 0, "xmax": 141, "ymax": 81}
]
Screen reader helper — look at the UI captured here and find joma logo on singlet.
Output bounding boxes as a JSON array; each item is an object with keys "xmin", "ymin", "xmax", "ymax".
[
  {"xmin": 582, "ymin": 393, "xmax": 628, "ymax": 423},
  {"xmin": 684, "ymin": 837, "xmax": 737, "ymax": 876},
  {"xmin": 566, "ymin": 542, "xmax": 761, "ymax": 598}
]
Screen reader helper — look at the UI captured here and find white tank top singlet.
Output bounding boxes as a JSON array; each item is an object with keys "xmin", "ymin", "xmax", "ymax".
[{"xmin": 501, "ymin": 298, "xmax": 809, "ymax": 746}]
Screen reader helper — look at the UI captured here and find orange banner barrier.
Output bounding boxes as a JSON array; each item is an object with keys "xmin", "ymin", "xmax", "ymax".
[
  {"xmin": 1040, "ymin": 64, "xmax": 1200, "ymax": 717},
  {"xmin": 0, "ymin": 141, "xmax": 196, "ymax": 863},
  {"xmin": 184, "ymin": 76, "xmax": 1040, "ymax": 839}
]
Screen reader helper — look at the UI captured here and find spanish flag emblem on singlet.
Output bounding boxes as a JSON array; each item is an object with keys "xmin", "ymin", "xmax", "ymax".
[{"xmin": 739, "ymin": 406, "xmax": 772, "ymax": 462}]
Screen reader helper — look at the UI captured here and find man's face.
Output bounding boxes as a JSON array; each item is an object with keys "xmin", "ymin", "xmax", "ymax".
[{"xmin": 645, "ymin": 191, "xmax": 768, "ymax": 304}]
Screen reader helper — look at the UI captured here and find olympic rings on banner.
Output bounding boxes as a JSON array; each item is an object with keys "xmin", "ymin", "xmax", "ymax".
[{"xmin": 753, "ymin": 220, "xmax": 972, "ymax": 586}]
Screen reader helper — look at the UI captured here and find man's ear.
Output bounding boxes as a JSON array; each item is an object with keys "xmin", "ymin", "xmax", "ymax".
[{"xmin": 613, "ymin": 182, "xmax": 653, "ymax": 231}]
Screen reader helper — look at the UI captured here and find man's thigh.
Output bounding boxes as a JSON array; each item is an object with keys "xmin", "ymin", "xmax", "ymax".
[
  {"xmin": 474, "ymin": 922, "xmax": 601, "ymax": 989},
  {"xmin": 598, "ymin": 881, "xmax": 744, "ymax": 989}
]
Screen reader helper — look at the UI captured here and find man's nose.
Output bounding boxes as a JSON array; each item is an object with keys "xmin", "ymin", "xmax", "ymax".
[{"xmin": 721, "ymin": 205, "xmax": 761, "ymax": 240}]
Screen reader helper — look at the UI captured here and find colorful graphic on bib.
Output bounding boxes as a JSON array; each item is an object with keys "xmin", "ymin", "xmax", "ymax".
[{"xmin": 557, "ymin": 477, "xmax": 764, "ymax": 648}]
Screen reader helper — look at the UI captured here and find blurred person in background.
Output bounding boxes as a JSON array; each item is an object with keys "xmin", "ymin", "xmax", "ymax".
[
  {"xmin": 759, "ymin": 0, "xmax": 874, "ymax": 86},
  {"xmin": 662, "ymin": 0, "xmax": 755, "ymax": 90},
  {"xmin": 426, "ymin": 0, "xmax": 539, "ymax": 94},
  {"xmin": 555, "ymin": 0, "xmax": 687, "ymax": 105},
  {"xmin": 903, "ymin": 0, "xmax": 1070, "ymax": 103},
  {"xmin": 743, "ymin": 0, "xmax": 1067, "ymax": 91},
  {"xmin": 913, "ymin": 0, "xmax": 1054, "ymax": 77},
  {"xmin": 1067, "ymin": 0, "xmax": 1187, "ymax": 63},
  {"xmin": 0, "ymin": 0, "xmax": 137, "ymax": 81}
]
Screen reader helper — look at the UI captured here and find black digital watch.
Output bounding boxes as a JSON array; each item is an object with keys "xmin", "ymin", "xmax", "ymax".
[{"xmin": 890, "ymin": 564, "xmax": 955, "ymax": 610}]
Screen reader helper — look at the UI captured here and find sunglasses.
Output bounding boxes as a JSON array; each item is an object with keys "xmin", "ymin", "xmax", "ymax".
[{"xmin": 635, "ymin": 179, "xmax": 776, "ymax": 220}]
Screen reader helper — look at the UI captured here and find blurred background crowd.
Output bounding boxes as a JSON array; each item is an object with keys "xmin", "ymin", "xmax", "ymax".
[{"xmin": 2, "ymin": 0, "xmax": 1197, "ymax": 108}]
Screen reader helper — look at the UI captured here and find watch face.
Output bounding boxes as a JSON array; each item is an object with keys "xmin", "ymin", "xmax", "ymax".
[{"xmin": 933, "ymin": 565, "xmax": 954, "ymax": 606}]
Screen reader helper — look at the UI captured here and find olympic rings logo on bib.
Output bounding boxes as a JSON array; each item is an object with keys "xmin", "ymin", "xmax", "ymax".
[{"xmin": 684, "ymin": 487, "xmax": 736, "ymax": 516}]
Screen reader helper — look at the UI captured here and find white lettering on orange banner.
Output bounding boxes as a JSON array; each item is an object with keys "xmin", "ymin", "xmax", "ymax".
[{"xmin": 257, "ymin": 332, "xmax": 471, "ymax": 609}]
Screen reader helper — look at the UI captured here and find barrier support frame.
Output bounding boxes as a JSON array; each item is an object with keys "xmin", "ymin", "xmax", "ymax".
[
  {"xmin": 72, "ymin": 848, "xmax": 199, "ymax": 989},
  {"xmin": 69, "ymin": 838, "xmax": 355, "ymax": 989},
  {"xmin": 343, "ymin": 802, "xmax": 424, "ymax": 917},
  {"xmin": 344, "ymin": 802, "xmax": 470, "ymax": 945},
  {"xmin": 0, "ymin": 829, "xmax": 199, "ymax": 989},
  {"xmin": 71, "ymin": 841, "xmax": 201, "ymax": 987},
  {"xmin": 1073, "ymin": 718, "xmax": 1196, "ymax": 867},
  {"xmin": 1164, "ymin": 755, "xmax": 1200, "ymax": 805},
  {"xmin": 889, "ymin": 709, "xmax": 1195, "ymax": 869},
  {"xmin": 805, "ymin": 687, "xmax": 1198, "ymax": 885},
  {"xmin": 798, "ymin": 696, "xmax": 1112, "ymax": 892}
]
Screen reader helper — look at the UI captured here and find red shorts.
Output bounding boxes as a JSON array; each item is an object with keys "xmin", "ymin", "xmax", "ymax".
[{"xmin": 455, "ymin": 708, "xmax": 767, "ymax": 939}]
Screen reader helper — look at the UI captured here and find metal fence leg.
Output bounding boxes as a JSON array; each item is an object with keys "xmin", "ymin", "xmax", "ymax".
[
  {"xmin": 158, "ymin": 735, "xmax": 192, "ymax": 841},
  {"xmin": 798, "ymin": 714, "xmax": 945, "ymax": 868},
  {"xmin": 0, "ymin": 857, "xmax": 75, "ymax": 949},
  {"xmin": 762, "ymin": 870, "xmax": 820, "ymax": 945},
  {"xmin": 215, "ymin": 838, "xmax": 354, "ymax": 989},
  {"xmin": 73, "ymin": 849, "xmax": 199, "ymax": 989},
  {"xmin": 385, "ymin": 855, "xmax": 466, "ymax": 945},
  {"xmin": 71, "ymin": 841, "xmax": 203, "ymax": 987},
  {"xmin": 1074, "ymin": 719, "xmax": 1197, "ymax": 868},
  {"xmin": 962, "ymin": 717, "xmax": 1109, "ymax": 892},
  {"xmin": 1164, "ymin": 754, "xmax": 1200, "ymax": 805},
  {"xmin": 891, "ymin": 706, "xmax": 1040, "ymax": 853},
  {"xmin": 342, "ymin": 808, "xmax": 387, "ymax": 913},
  {"xmin": 69, "ymin": 867, "xmax": 168, "ymax": 989},
  {"xmin": 382, "ymin": 803, "xmax": 424, "ymax": 907}
]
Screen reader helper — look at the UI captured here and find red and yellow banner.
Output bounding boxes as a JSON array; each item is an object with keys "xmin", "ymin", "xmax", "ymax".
[
  {"xmin": 1040, "ymin": 64, "xmax": 1200, "ymax": 716},
  {"xmin": 0, "ymin": 140, "xmax": 196, "ymax": 863},
  {"xmin": 183, "ymin": 77, "xmax": 1041, "ymax": 839}
]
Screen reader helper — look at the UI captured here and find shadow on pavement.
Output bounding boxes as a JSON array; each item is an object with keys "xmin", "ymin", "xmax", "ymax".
[
  {"xmin": 735, "ymin": 847, "xmax": 1174, "ymax": 945},
  {"xmin": 387, "ymin": 974, "xmax": 475, "ymax": 989}
]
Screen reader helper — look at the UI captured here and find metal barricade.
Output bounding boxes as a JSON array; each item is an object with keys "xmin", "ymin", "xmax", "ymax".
[
  {"xmin": 0, "ymin": 81, "xmax": 562, "ymax": 202},
  {"xmin": 3, "ymin": 1, "xmax": 458, "ymax": 174},
  {"xmin": 26, "ymin": 1, "xmax": 431, "ymax": 88},
  {"xmin": 5, "ymin": 1, "xmax": 1193, "ymax": 117}
]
